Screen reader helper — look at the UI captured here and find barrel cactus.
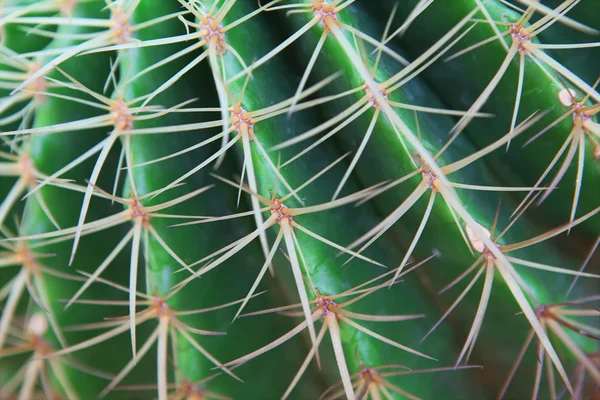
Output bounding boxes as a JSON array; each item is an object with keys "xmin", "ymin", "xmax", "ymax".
[{"xmin": 0, "ymin": 0, "xmax": 598, "ymax": 399}]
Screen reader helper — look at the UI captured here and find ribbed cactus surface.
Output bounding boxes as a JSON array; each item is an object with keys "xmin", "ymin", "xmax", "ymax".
[{"xmin": 0, "ymin": 0, "xmax": 598, "ymax": 399}]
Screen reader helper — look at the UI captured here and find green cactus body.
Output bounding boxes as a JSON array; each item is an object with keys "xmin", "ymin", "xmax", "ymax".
[
  {"xmin": 117, "ymin": 2, "xmax": 324, "ymax": 398},
  {"xmin": 377, "ymin": 0, "xmax": 600, "ymax": 236},
  {"xmin": 0, "ymin": 1, "xmax": 155, "ymax": 398},
  {"xmin": 273, "ymin": 2, "xmax": 599, "ymax": 396},
  {"xmin": 209, "ymin": 3, "xmax": 493, "ymax": 399},
  {"xmin": 0, "ymin": 1, "xmax": 598, "ymax": 399}
]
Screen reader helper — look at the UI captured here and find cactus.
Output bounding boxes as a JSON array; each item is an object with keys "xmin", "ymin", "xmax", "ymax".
[{"xmin": 0, "ymin": 0, "xmax": 598, "ymax": 399}]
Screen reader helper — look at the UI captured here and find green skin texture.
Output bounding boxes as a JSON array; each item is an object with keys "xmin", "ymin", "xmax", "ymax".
[
  {"xmin": 216, "ymin": 2, "xmax": 491, "ymax": 398},
  {"xmin": 1, "ymin": 1, "xmax": 54, "ymax": 53},
  {"xmin": 0, "ymin": 0, "xmax": 598, "ymax": 398},
  {"xmin": 533, "ymin": 0, "xmax": 600, "ymax": 87},
  {"xmin": 119, "ymin": 2, "xmax": 324, "ymax": 398},
  {"xmin": 369, "ymin": 0, "xmax": 599, "ymax": 238},
  {"xmin": 0, "ymin": 0, "xmax": 54, "ymax": 310},
  {"xmin": 8, "ymin": 1, "xmax": 153, "ymax": 398},
  {"xmin": 0, "ymin": 2, "xmax": 56, "ymax": 218},
  {"xmin": 0, "ymin": 1, "xmax": 55, "ymax": 135},
  {"xmin": 278, "ymin": 0, "xmax": 599, "ymax": 396},
  {"xmin": 0, "ymin": 0, "xmax": 55, "ymax": 389}
]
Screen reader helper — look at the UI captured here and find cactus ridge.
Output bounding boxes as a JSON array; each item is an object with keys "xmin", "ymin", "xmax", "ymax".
[{"xmin": 0, "ymin": 0, "xmax": 598, "ymax": 399}]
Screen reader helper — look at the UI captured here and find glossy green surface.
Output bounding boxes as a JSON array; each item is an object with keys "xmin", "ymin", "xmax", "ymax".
[
  {"xmin": 0, "ymin": 1, "xmax": 597, "ymax": 399},
  {"xmin": 218, "ymin": 2, "xmax": 489, "ymax": 398},
  {"xmin": 120, "ymin": 1, "xmax": 324, "ymax": 398},
  {"xmin": 15, "ymin": 1, "xmax": 152, "ymax": 397}
]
